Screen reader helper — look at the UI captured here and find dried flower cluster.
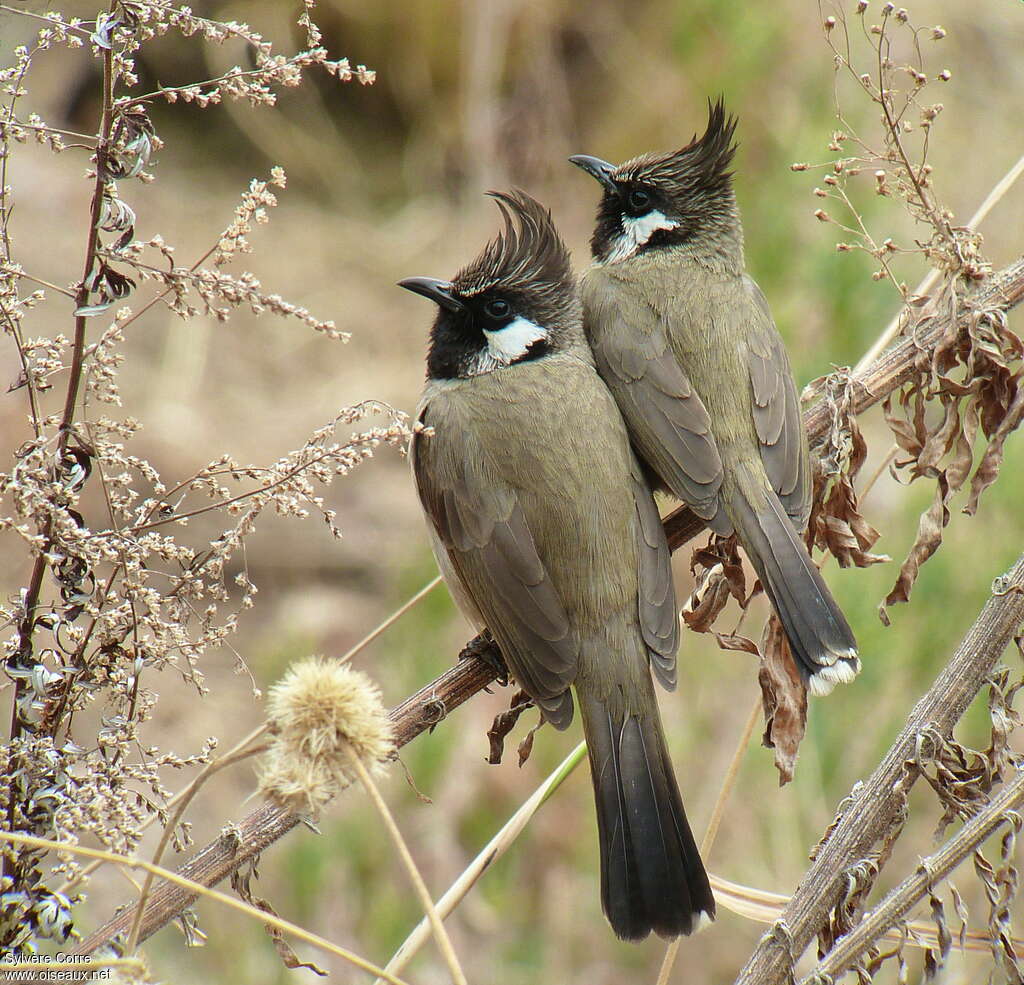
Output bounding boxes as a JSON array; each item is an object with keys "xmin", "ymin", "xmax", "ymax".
[
  {"xmin": 0, "ymin": 0, "xmax": 403, "ymax": 957},
  {"xmin": 257, "ymin": 655, "xmax": 396, "ymax": 815},
  {"xmin": 800, "ymin": 1, "xmax": 982, "ymax": 291}
]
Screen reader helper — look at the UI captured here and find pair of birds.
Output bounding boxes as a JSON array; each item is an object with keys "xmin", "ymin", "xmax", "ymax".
[{"xmin": 399, "ymin": 101, "xmax": 859, "ymax": 942}]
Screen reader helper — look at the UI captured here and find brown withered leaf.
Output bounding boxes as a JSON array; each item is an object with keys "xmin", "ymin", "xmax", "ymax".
[
  {"xmin": 757, "ymin": 616, "xmax": 807, "ymax": 785},
  {"xmin": 714, "ymin": 632, "xmax": 760, "ymax": 655},
  {"xmin": 487, "ymin": 689, "xmax": 534, "ymax": 765},
  {"xmin": 810, "ymin": 462, "xmax": 889, "ymax": 569},
  {"xmin": 882, "ymin": 476, "xmax": 950, "ymax": 618},
  {"xmin": 517, "ymin": 718, "xmax": 543, "ymax": 768},
  {"xmin": 881, "ymin": 292, "xmax": 1024, "ymax": 614},
  {"xmin": 808, "ymin": 370, "xmax": 889, "ymax": 569},
  {"xmin": 231, "ymin": 863, "xmax": 327, "ymax": 976},
  {"xmin": 682, "ymin": 563, "xmax": 732, "ymax": 633},
  {"xmin": 965, "ymin": 385, "xmax": 1024, "ymax": 514},
  {"xmin": 683, "ymin": 535, "xmax": 747, "ymax": 634}
]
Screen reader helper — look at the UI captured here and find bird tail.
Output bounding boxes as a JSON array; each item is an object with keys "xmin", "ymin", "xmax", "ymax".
[
  {"xmin": 578, "ymin": 685, "xmax": 714, "ymax": 941},
  {"xmin": 731, "ymin": 489, "xmax": 860, "ymax": 695}
]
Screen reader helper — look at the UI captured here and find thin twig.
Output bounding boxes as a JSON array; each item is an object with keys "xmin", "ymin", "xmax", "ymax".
[
  {"xmin": 377, "ymin": 742, "xmax": 588, "ymax": 984},
  {"xmin": 339, "ymin": 577, "xmax": 443, "ymax": 663},
  {"xmin": 346, "ymin": 746, "xmax": 468, "ymax": 985},
  {"xmin": 6, "ymin": 2, "xmax": 118, "ymax": 867},
  {"xmin": 124, "ymin": 731, "xmax": 269, "ymax": 953},
  {"xmin": 709, "ymin": 873, "xmax": 1020, "ymax": 955},
  {"xmin": 854, "ymin": 152, "xmax": 1024, "ymax": 374},
  {"xmin": 0, "ymin": 832, "xmax": 412, "ymax": 985}
]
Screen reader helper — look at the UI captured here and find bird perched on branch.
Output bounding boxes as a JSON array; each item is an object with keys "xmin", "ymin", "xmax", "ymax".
[
  {"xmin": 399, "ymin": 190, "xmax": 714, "ymax": 941},
  {"xmin": 570, "ymin": 100, "xmax": 859, "ymax": 695}
]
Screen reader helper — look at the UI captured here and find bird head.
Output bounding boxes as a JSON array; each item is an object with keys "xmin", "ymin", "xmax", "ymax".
[
  {"xmin": 570, "ymin": 99, "xmax": 739, "ymax": 265},
  {"xmin": 399, "ymin": 190, "xmax": 577, "ymax": 381}
]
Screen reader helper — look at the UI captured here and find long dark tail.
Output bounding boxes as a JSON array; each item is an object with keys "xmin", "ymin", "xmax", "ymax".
[
  {"xmin": 579, "ymin": 687, "xmax": 714, "ymax": 941},
  {"xmin": 732, "ymin": 490, "xmax": 859, "ymax": 695}
]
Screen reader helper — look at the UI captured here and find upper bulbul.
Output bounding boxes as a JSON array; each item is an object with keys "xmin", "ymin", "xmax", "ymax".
[
  {"xmin": 399, "ymin": 190, "xmax": 714, "ymax": 940},
  {"xmin": 570, "ymin": 100, "xmax": 859, "ymax": 695}
]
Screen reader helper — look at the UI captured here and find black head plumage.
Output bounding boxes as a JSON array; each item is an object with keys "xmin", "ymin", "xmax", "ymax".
[
  {"xmin": 454, "ymin": 190, "xmax": 574, "ymax": 305},
  {"xmin": 576, "ymin": 98, "xmax": 741, "ymax": 262},
  {"xmin": 402, "ymin": 190, "xmax": 578, "ymax": 381},
  {"xmin": 615, "ymin": 98, "xmax": 738, "ymax": 201}
]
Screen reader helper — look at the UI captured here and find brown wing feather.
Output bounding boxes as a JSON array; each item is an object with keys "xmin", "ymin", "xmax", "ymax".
[
  {"xmin": 412, "ymin": 403, "xmax": 578, "ymax": 727},
  {"xmin": 630, "ymin": 461, "xmax": 678, "ymax": 689},
  {"xmin": 583, "ymin": 280, "xmax": 724, "ymax": 521},
  {"xmin": 744, "ymin": 276, "xmax": 811, "ymax": 526}
]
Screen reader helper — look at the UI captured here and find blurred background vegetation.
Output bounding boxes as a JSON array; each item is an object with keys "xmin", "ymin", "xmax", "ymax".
[{"xmin": 2, "ymin": 0, "xmax": 1022, "ymax": 981}]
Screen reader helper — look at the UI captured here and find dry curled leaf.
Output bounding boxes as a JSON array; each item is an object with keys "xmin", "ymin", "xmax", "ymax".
[
  {"xmin": 487, "ymin": 689, "xmax": 534, "ymax": 765},
  {"xmin": 757, "ymin": 616, "xmax": 807, "ymax": 785},
  {"xmin": 517, "ymin": 718, "xmax": 543, "ymax": 768},
  {"xmin": 881, "ymin": 287, "xmax": 1024, "ymax": 614},
  {"xmin": 683, "ymin": 535, "xmax": 748, "ymax": 634},
  {"xmin": 808, "ymin": 369, "xmax": 889, "ymax": 569},
  {"xmin": 231, "ymin": 863, "xmax": 327, "ymax": 976}
]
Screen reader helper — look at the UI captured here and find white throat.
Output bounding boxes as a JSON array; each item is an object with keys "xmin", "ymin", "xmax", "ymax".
[
  {"xmin": 603, "ymin": 210, "xmax": 680, "ymax": 264},
  {"xmin": 470, "ymin": 315, "xmax": 548, "ymax": 375}
]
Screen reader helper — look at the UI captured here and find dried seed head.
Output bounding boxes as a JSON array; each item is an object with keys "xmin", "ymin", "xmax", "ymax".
[{"xmin": 257, "ymin": 656, "xmax": 395, "ymax": 815}]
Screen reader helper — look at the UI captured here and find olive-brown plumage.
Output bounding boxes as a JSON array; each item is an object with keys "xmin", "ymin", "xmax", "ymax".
[
  {"xmin": 571, "ymin": 101, "xmax": 859, "ymax": 694},
  {"xmin": 400, "ymin": 191, "xmax": 714, "ymax": 940}
]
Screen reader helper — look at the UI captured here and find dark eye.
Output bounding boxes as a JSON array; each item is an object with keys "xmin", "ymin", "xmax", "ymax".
[
  {"xmin": 627, "ymin": 188, "xmax": 652, "ymax": 212},
  {"xmin": 484, "ymin": 298, "xmax": 511, "ymax": 320}
]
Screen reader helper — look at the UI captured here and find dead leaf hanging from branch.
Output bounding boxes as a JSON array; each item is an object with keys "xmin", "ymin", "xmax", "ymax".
[{"xmin": 881, "ymin": 290, "xmax": 1024, "ymax": 618}]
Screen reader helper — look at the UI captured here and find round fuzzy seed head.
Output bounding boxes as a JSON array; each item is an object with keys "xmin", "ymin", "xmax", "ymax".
[{"xmin": 257, "ymin": 656, "xmax": 395, "ymax": 815}]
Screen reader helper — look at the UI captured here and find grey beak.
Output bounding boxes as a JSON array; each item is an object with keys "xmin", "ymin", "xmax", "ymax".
[
  {"xmin": 397, "ymin": 277, "xmax": 466, "ymax": 313},
  {"xmin": 568, "ymin": 154, "xmax": 618, "ymax": 194}
]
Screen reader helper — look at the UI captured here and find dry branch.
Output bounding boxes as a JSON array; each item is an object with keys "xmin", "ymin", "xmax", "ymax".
[
  {"xmin": 734, "ymin": 551, "xmax": 1024, "ymax": 985},
  {"xmin": 798, "ymin": 764, "xmax": 1024, "ymax": 984},
  {"xmin": 81, "ymin": 255, "xmax": 1024, "ymax": 957}
]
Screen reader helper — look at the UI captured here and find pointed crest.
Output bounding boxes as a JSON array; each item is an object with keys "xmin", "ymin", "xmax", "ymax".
[
  {"xmin": 453, "ymin": 189, "xmax": 573, "ymax": 300},
  {"xmin": 616, "ymin": 98, "xmax": 738, "ymax": 196}
]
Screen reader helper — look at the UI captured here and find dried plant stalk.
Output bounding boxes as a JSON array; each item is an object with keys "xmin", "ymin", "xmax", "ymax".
[
  {"xmin": 734, "ymin": 552, "xmax": 1024, "ymax": 985},
  {"xmin": 797, "ymin": 765, "xmax": 1024, "ymax": 984}
]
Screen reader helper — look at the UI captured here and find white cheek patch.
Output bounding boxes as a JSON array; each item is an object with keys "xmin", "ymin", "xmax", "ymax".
[
  {"xmin": 482, "ymin": 315, "xmax": 548, "ymax": 365},
  {"xmin": 604, "ymin": 209, "xmax": 680, "ymax": 264}
]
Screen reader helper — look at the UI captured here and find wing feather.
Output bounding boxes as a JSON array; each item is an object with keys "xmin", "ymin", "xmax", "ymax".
[
  {"xmin": 413, "ymin": 400, "xmax": 578, "ymax": 727},
  {"xmin": 744, "ymin": 276, "xmax": 811, "ymax": 525},
  {"xmin": 631, "ymin": 462, "xmax": 678, "ymax": 689},
  {"xmin": 583, "ymin": 280, "xmax": 724, "ymax": 520}
]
